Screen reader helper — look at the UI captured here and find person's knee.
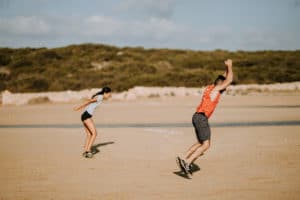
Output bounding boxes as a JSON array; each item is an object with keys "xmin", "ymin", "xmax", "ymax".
[
  {"xmin": 203, "ymin": 140, "xmax": 210, "ymax": 150},
  {"xmin": 91, "ymin": 131, "xmax": 97, "ymax": 137}
]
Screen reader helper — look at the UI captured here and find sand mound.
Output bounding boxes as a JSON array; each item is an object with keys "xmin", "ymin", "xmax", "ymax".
[{"xmin": 1, "ymin": 82, "xmax": 299, "ymax": 105}]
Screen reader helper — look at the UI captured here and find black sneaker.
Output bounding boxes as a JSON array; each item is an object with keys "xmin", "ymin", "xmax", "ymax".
[
  {"xmin": 180, "ymin": 159, "xmax": 192, "ymax": 177},
  {"xmin": 179, "ymin": 158, "xmax": 188, "ymax": 173},
  {"xmin": 186, "ymin": 164, "xmax": 193, "ymax": 176},
  {"xmin": 176, "ymin": 157, "xmax": 185, "ymax": 172},
  {"xmin": 86, "ymin": 152, "xmax": 93, "ymax": 158},
  {"xmin": 82, "ymin": 151, "xmax": 88, "ymax": 157}
]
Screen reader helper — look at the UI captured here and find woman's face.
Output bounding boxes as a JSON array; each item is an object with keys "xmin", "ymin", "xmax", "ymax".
[{"xmin": 103, "ymin": 92, "xmax": 112, "ymax": 99}]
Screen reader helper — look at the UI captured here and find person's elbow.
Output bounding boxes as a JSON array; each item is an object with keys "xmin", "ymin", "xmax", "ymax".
[
  {"xmin": 223, "ymin": 77, "xmax": 233, "ymax": 88},
  {"xmin": 227, "ymin": 73, "xmax": 234, "ymax": 83},
  {"xmin": 89, "ymin": 98, "xmax": 97, "ymax": 103}
]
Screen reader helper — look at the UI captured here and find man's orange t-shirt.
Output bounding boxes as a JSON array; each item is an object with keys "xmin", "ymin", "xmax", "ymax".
[{"xmin": 196, "ymin": 85, "xmax": 221, "ymax": 118}]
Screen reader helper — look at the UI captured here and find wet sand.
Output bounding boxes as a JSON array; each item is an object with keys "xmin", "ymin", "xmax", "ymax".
[{"xmin": 0, "ymin": 94, "xmax": 300, "ymax": 200}]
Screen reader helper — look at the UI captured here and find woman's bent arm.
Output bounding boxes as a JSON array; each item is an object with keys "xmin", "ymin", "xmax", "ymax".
[{"xmin": 73, "ymin": 98, "xmax": 97, "ymax": 111}]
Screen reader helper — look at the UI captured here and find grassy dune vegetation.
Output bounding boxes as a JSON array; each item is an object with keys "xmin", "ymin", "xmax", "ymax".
[{"xmin": 0, "ymin": 44, "xmax": 299, "ymax": 92}]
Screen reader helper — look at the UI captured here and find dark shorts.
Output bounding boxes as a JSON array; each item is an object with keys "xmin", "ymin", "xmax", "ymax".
[
  {"xmin": 192, "ymin": 112, "xmax": 211, "ymax": 143},
  {"xmin": 81, "ymin": 111, "xmax": 92, "ymax": 122}
]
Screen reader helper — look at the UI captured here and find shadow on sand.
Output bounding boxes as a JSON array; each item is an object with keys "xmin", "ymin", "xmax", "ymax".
[
  {"xmin": 91, "ymin": 141, "xmax": 115, "ymax": 155},
  {"xmin": 173, "ymin": 163, "xmax": 201, "ymax": 179}
]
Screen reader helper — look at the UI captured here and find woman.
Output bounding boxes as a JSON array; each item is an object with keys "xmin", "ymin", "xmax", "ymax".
[{"xmin": 74, "ymin": 87, "xmax": 112, "ymax": 158}]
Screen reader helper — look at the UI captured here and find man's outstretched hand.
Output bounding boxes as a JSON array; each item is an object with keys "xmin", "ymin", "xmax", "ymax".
[{"xmin": 224, "ymin": 59, "xmax": 232, "ymax": 68}]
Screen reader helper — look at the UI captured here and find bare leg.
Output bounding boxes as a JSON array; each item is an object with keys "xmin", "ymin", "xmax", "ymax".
[
  {"xmin": 83, "ymin": 123, "xmax": 92, "ymax": 152},
  {"xmin": 84, "ymin": 118, "xmax": 98, "ymax": 152},
  {"xmin": 186, "ymin": 140, "xmax": 210, "ymax": 165},
  {"xmin": 185, "ymin": 142, "xmax": 202, "ymax": 160}
]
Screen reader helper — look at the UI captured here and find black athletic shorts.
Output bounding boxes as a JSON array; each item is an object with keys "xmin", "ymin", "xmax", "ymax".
[
  {"xmin": 192, "ymin": 112, "xmax": 211, "ymax": 143},
  {"xmin": 81, "ymin": 111, "xmax": 92, "ymax": 122}
]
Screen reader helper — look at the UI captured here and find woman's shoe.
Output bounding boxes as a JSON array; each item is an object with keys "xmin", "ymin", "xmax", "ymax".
[
  {"xmin": 86, "ymin": 152, "xmax": 93, "ymax": 158},
  {"xmin": 82, "ymin": 151, "xmax": 88, "ymax": 157}
]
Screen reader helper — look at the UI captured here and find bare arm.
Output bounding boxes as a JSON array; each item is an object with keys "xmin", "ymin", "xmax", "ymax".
[
  {"xmin": 215, "ymin": 59, "xmax": 233, "ymax": 91},
  {"xmin": 222, "ymin": 65, "xmax": 228, "ymax": 78},
  {"xmin": 73, "ymin": 98, "xmax": 97, "ymax": 111}
]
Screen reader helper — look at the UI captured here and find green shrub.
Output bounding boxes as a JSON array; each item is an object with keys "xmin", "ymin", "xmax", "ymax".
[{"xmin": 0, "ymin": 44, "xmax": 299, "ymax": 92}]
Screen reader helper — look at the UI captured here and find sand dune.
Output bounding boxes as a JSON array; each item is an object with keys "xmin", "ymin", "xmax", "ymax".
[{"xmin": 1, "ymin": 82, "xmax": 300, "ymax": 105}]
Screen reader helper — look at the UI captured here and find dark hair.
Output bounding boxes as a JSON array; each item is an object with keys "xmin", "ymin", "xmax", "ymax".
[
  {"xmin": 92, "ymin": 86, "xmax": 112, "ymax": 98},
  {"xmin": 214, "ymin": 75, "xmax": 226, "ymax": 94},
  {"xmin": 214, "ymin": 75, "xmax": 226, "ymax": 85}
]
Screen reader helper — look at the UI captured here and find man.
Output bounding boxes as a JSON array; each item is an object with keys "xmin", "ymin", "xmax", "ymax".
[{"xmin": 177, "ymin": 59, "xmax": 234, "ymax": 178}]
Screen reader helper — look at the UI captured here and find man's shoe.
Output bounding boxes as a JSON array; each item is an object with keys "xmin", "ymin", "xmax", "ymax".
[
  {"xmin": 176, "ymin": 157, "xmax": 185, "ymax": 172},
  {"xmin": 186, "ymin": 164, "xmax": 193, "ymax": 176},
  {"xmin": 180, "ymin": 158, "xmax": 192, "ymax": 178}
]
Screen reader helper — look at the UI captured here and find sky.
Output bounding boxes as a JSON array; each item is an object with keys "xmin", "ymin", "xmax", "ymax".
[{"xmin": 0, "ymin": 0, "xmax": 299, "ymax": 50}]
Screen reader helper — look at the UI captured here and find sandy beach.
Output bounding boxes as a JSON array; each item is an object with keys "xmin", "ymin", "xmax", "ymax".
[{"xmin": 0, "ymin": 94, "xmax": 300, "ymax": 200}]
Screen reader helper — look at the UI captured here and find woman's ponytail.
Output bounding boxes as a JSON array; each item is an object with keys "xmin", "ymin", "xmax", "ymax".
[{"xmin": 92, "ymin": 86, "xmax": 112, "ymax": 98}]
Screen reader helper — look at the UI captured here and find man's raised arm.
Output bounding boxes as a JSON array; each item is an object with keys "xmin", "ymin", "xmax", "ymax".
[{"xmin": 215, "ymin": 59, "xmax": 233, "ymax": 91}]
